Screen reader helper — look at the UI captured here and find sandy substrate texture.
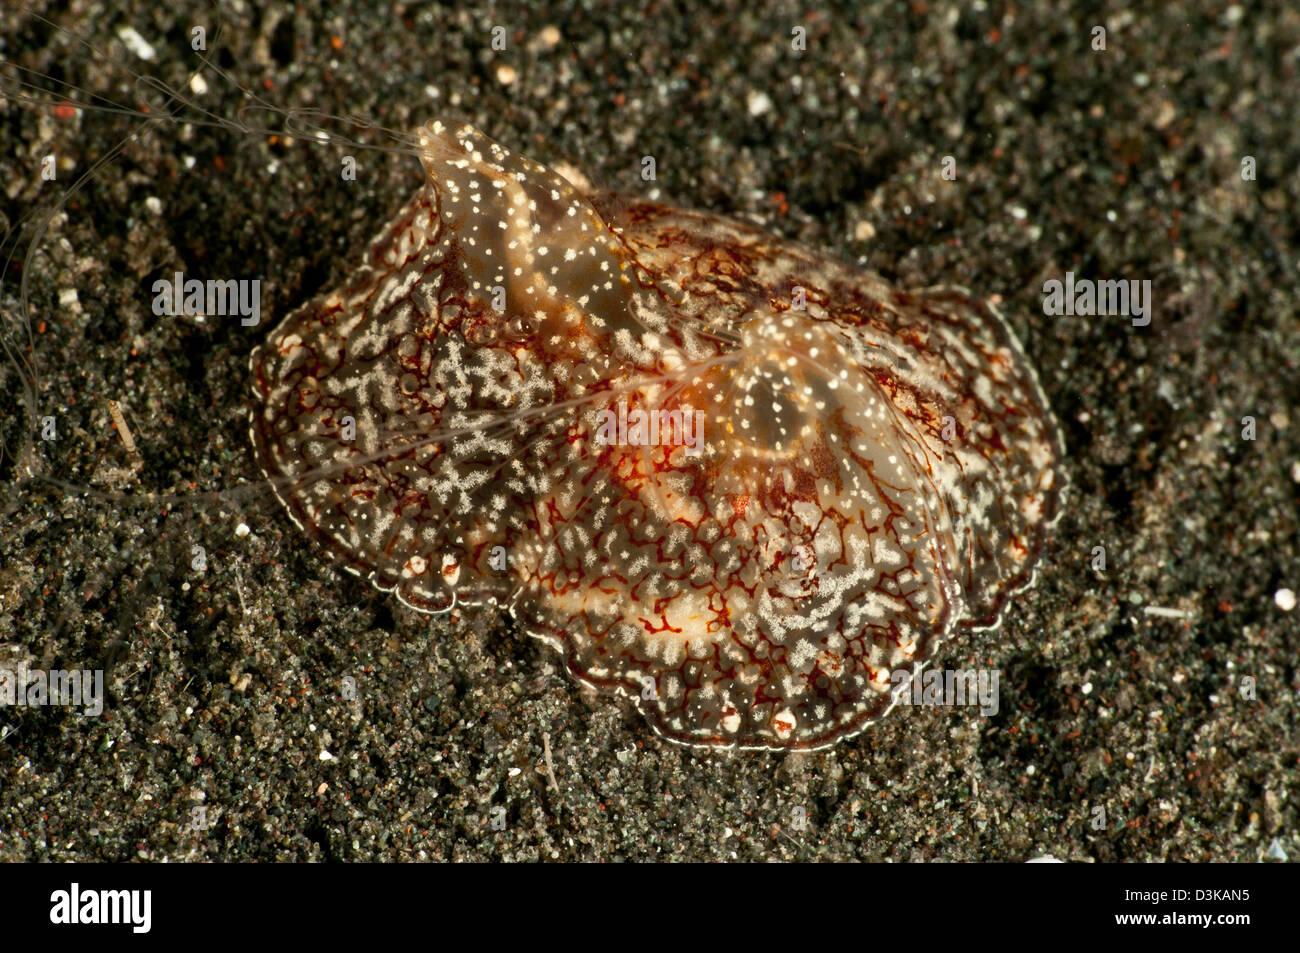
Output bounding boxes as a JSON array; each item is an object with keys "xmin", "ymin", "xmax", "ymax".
[{"xmin": 0, "ymin": 0, "xmax": 1296, "ymax": 862}]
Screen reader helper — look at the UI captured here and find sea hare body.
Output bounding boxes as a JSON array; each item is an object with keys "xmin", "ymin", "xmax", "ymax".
[{"xmin": 250, "ymin": 120, "xmax": 1065, "ymax": 750}]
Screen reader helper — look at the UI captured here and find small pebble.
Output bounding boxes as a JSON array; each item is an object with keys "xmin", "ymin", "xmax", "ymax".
[
  {"xmin": 115, "ymin": 25, "xmax": 155, "ymax": 61},
  {"xmin": 746, "ymin": 90, "xmax": 773, "ymax": 117}
]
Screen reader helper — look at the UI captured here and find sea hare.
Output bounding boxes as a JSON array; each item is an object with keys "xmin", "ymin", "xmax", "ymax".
[{"xmin": 250, "ymin": 119, "xmax": 1065, "ymax": 750}]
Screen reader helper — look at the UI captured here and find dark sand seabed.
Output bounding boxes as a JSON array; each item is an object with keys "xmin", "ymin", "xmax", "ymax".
[{"xmin": 0, "ymin": 0, "xmax": 1296, "ymax": 861}]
